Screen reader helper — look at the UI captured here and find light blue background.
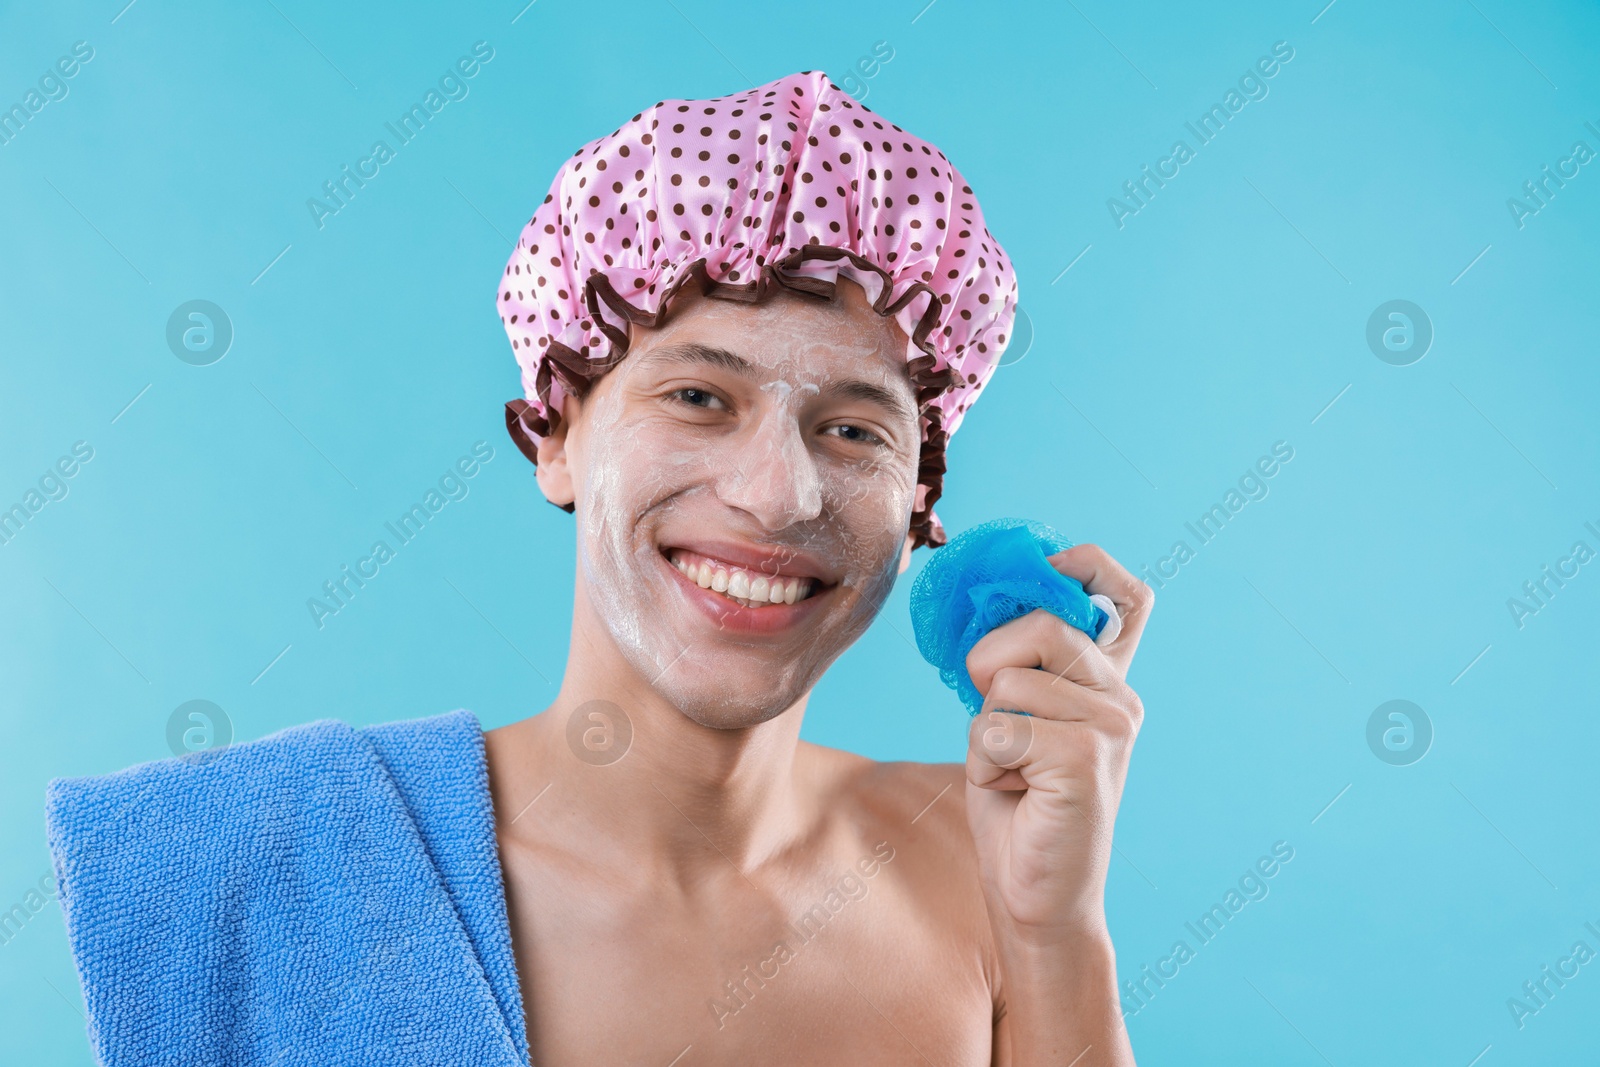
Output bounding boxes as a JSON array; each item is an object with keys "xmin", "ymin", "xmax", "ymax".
[{"xmin": 3, "ymin": 1, "xmax": 1597, "ymax": 1063}]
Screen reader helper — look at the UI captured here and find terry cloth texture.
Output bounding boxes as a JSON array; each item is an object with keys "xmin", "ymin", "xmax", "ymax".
[
  {"xmin": 44, "ymin": 709, "xmax": 529, "ymax": 1067},
  {"xmin": 497, "ymin": 69, "xmax": 1020, "ymax": 549}
]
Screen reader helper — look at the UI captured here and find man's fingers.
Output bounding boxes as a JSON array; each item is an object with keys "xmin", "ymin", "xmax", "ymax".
[
  {"xmin": 966, "ymin": 685, "xmax": 1140, "ymax": 787},
  {"xmin": 966, "ymin": 610, "xmax": 1119, "ymax": 701},
  {"xmin": 966, "ymin": 708, "xmax": 1033, "ymax": 789},
  {"xmin": 1046, "ymin": 543, "xmax": 1155, "ymax": 669},
  {"xmin": 978, "ymin": 664, "xmax": 1139, "ymax": 730}
]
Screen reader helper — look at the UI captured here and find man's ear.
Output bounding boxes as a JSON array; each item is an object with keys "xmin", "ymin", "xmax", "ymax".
[
  {"xmin": 896, "ymin": 531, "xmax": 915, "ymax": 575},
  {"xmin": 534, "ymin": 393, "xmax": 580, "ymax": 508}
]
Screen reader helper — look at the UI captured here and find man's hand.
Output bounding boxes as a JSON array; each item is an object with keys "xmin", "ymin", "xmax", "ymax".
[{"xmin": 962, "ymin": 543, "xmax": 1153, "ymax": 1064}]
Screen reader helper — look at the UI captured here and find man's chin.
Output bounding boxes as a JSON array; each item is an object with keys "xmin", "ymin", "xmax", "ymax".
[{"xmin": 652, "ymin": 675, "xmax": 807, "ymax": 732}]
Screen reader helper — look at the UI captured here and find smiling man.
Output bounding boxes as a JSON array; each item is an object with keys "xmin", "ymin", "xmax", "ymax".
[
  {"xmin": 45, "ymin": 70, "xmax": 1152, "ymax": 1067},
  {"xmin": 485, "ymin": 71, "xmax": 1153, "ymax": 1065}
]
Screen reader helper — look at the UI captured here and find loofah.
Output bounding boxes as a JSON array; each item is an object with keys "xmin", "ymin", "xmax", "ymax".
[{"xmin": 908, "ymin": 518, "xmax": 1111, "ymax": 715}]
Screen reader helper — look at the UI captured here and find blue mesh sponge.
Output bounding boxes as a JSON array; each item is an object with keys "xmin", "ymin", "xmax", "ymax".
[{"xmin": 908, "ymin": 518, "xmax": 1109, "ymax": 716}]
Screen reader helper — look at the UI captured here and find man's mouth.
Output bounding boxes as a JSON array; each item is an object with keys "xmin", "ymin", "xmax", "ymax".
[{"xmin": 664, "ymin": 547, "xmax": 823, "ymax": 609}]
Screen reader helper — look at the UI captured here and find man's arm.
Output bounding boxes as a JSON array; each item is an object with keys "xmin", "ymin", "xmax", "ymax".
[
  {"xmin": 962, "ymin": 544, "xmax": 1154, "ymax": 1067},
  {"xmin": 992, "ymin": 923, "xmax": 1131, "ymax": 1066}
]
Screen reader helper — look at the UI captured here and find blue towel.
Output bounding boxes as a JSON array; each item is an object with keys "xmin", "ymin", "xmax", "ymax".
[{"xmin": 44, "ymin": 709, "xmax": 530, "ymax": 1067}]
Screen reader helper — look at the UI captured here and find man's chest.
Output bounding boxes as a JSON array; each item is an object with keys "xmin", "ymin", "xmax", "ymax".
[{"xmin": 502, "ymin": 850, "xmax": 996, "ymax": 1066}]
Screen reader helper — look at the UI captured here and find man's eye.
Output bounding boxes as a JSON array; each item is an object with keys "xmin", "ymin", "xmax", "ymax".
[
  {"xmin": 671, "ymin": 387, "xmax": 725, "ymax": 410},
  {"xmin": 823, "ymin": 424, "xmax": 885, "ymax": 446}
]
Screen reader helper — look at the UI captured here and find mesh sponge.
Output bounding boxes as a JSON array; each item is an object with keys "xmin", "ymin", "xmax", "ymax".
[{"xmin": 908, "ymin": 518, "xmax": 1109, "ymax": 716}]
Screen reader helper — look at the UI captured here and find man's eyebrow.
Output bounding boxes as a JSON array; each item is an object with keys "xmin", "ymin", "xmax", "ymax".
[
  {"xmin": 823, "ymin": 379, "xmax": 915, "ymax": 424},
  {"xmin": 634, "ymin": 342, "xmax": 755, "ymax": 376}
]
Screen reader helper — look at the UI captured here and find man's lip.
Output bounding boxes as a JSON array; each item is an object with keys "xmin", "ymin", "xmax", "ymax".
[
  {"xmin": 656, "ymin": 539, "xmax": 838, "ymax": 585},
  {"xmin": 658, "ymin": 549, "xmax": 832, "ymax": 634}
]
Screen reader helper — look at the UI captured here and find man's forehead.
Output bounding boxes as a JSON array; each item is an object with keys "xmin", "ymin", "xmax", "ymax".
[
  {"xmin": 650, "ymin": 283, "xmax": 898, "ymax": 340},
  {"xmin": 634, "ymin": 284, "xmax": 910, "ymax": 370}
]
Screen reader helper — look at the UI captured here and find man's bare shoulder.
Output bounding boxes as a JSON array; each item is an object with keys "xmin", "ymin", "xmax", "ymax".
[
  {"xmin": 857, "ymin": 758, "xmax": 969, "ymax": 834},
  {"xmin": 799, "ymin": 742, "xmax": 976, "ymax": 865},
  {"xmin": 800, "ymin": 744, "xmax": 997, "ymax": 990}
]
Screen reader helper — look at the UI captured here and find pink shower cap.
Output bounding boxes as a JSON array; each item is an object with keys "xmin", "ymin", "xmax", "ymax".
[{"xmin": 497, "ymin": 69, "xmax": 1017, "ymax": 548}]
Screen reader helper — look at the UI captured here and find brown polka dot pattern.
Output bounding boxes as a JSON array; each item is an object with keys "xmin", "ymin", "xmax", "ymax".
[{"xmin": 497, "ymin": 70, "xmax": 1018, "ymax": 548}]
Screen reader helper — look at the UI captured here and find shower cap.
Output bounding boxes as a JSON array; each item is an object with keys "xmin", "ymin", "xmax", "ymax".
[{"xmin": 497, "ymin": 69, "xmax": 1019, "ymax": 548}]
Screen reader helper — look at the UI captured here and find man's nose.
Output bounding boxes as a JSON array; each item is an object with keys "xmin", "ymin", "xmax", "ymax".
[{"xmin": 714, "ymin": 412, "xmax": 823, "ymax": 531}]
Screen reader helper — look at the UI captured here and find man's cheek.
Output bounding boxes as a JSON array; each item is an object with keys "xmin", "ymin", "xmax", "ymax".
[
  {"xmin": 824, "ymin": 474, "xmax": 914, "ymax": 584},
  {"xmin": 824, "ymin": 470, "xmax": 907, "ymax": 530},
  {"xmin": 583, "ymin": 407, "xmax": 682, "ymax": 479}
]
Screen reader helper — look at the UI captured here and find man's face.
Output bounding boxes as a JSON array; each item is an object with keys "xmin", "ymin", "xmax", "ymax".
[{"xmin": 546, "ymin": 281, "xmax": 922, "ymax": 728}]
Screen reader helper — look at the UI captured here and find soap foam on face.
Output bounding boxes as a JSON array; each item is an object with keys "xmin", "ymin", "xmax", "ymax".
[{"xmin": 567, "ymin": 288, "xmax": 921, "ymax": 730}]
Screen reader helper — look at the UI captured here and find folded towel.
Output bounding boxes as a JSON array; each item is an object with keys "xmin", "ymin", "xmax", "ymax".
[{"xmin": 44, "ymin": 709, "xmax": 530, "ymax": 1067}]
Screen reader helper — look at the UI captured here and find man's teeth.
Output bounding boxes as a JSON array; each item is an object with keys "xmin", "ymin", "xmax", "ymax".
[{"xmin": 668, "ymin": 550, "xmax": 816, "ymax": 607}]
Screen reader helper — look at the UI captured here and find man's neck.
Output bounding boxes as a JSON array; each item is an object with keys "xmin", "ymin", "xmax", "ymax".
[{"xmin": 490, "ymin": 595, "xmax": 817, "ymax": 885}]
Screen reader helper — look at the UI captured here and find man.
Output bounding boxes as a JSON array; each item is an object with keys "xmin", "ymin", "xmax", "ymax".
[
  {"xmin": 486, "ymin": 71, "xmax": 1152, "ymax": 1064},
  {"xmin": 45, "ymin": 70, "xmax": 1151, "ymax": 1067}
]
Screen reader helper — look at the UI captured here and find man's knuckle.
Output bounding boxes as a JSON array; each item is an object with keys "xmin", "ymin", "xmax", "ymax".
[
  {"xmin": 1038, "ymin": 609, "xmax": 1089, "ymax": 647},
  {"xmin": 1132, "ymin": 579, "xmax": 1156, "ymax": 611},
  {"xmin": 988, "ymin": 666, "xmax": 1028, "ymax": 708},
  {"xmin": 1124, "ymin": 700, "xmax": 1145, "ymax": 735},
  {"xmin": 1110, "ymin": 687, "xmax": 1144, "ymax": 735},
  {"xmin": 964, "ymin": 642, "xmax": 994, "ymax": 681}
]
